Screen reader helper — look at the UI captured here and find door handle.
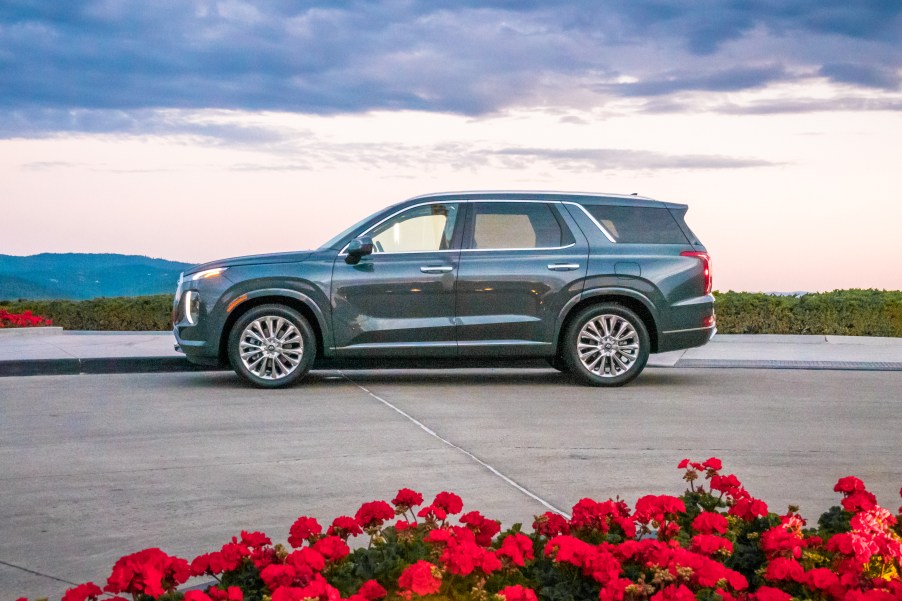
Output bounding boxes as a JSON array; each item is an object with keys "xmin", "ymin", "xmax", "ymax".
[
  {"xmin": 420, "ymin": 266, "xmax": 454, "ymax": 273},
  {"xmin": 547, "ymin": 263, "xmax": 580, "ymax": 271}
]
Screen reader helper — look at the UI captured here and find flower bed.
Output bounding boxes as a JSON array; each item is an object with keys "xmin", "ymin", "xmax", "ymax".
[
  {"xmin": 0, "ymin": 309, "xmax": 52, "ymax": 328},
  {"xmin": 26, "ymin": 459, "xmax": 902, "ymax": 601}
]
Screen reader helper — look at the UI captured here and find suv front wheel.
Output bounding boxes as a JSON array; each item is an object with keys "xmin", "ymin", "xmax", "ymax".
[
  {"xmin": 564, "ymin": 303, "xmax": 650, "ymax": 387},
  {"xmin": 228, "ymin": 304, "xmax": 316, "ymax": 388}
]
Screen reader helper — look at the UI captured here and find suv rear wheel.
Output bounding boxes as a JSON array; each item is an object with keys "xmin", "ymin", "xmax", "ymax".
[
  {"xmin": 228, "ymin": 304, "xmax": 316, "ymax": 388},
  {"xmin": 564, "ymin": 303, "xmax": 649, "ymax": 387}
]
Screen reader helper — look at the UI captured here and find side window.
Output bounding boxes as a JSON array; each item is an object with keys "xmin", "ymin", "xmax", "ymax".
[
  {"xmin": 466, "ymin": 202, "xmax": 566, "ymax": 250},
  {"xmin": 369, "ymin": 203, "xmax": 459, "ymax": 253},
  {"xmin": 584, "ymin": 205, "xmax": 690, "ymax": 244}
]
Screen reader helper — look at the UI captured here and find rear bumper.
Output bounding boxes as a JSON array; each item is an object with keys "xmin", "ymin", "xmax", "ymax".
[{"xmin": 657, "ymin": 325, "xmax": 716, "ymax": 353}]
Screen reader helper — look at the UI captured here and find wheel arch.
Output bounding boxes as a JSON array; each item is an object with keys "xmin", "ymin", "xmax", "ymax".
[
  {"xmin": 218, "ymin": 289, "xmax": 328, "ymax": 366},
  {"xmin": 555, "ymin": 289, "xmax": 660, "ymax": 356}
]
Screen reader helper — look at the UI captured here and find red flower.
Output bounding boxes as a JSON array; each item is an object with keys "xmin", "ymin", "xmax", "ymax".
[
  {"xmin": 497, "ymin": 585, "xmax": 539, "ymax": 601},
  {"xmin": 355, "ymin": 580, "xmax": 387, "ymax": 601},
  {"xmin": 835, "ymin": 476, "xmax": 867, "ymax": 494},
  {"xmin": 432, "ymin": 491, "xmax": 464, "ymax": 515},
  {"xmin": 633, "ymin": 495, "xmax": 686, "ymax": 525},
  {"xmin": 105, "ymin": 548, "xmax": 190, "ymax": 597},
  {"xmin": 728, "ymin": 495, "xmax": 769, "ymax": 521},
  {"xmin": 690, "ymin": 534, "xmax": 733, "ymax": 556},
  {"xmin": 356, "ymin": 500, "xmax": 395, "ymax": 529},
  {"xmin": 312, "ymin": 535, "xmax": 350, "ymax": 562},
  {"xmin": 749, "ymin": 586, "xmax": 792, "ymax": 601},
  {"xmin": 207, "ymin": 587, "xmax": 243, "ymax": 601},
  {"xmin": 692, "ymin": 511, "xmax": 729, "ymax": 535},
  {"xmin": 288, "ymin": 516, "xmax": 323, "ymax": 547},
  {"xmin": 62, "ymin": 582, "xmax": 103, "ymax": 601},
  {"xmin": 259, "ymin": 564, "xmax": 297, "ymax": 591},
  {"xmin": 650, "ymin": 584, "xmax": 696, "ymax": 601},
  {"xmin": 702, "ymin": 457, "xmax": 723, "ymax": 471},
  {"xmin": 286, "ymin": 547, "xmax": 326, "ymax": 574},
  {"xmin": 532, "ymin": 512, "xmax": 570, "ymax": 537},
  {"xmin": 710, "ymin": 474, "xmax": 743, "ymax": 495},
  {"xmin": 842, "ymin": 490, "xmax": 878, "ymax": 513},
  {"xmin": 417, "ymin": 504, "xmax": 447, "ymax": 522},
  {"xmin": 397, "ymin": 560, "xmax": 442, "ymax": 596},
  {"xmin": 191, "ymin": 552, "xmax": 229, "ymax": 577},
  {"xmin": 240, "ymin": 531, "xmax": 271, "ymax": 548},
  {"xmin": 327, "ymin": 515, "xmax": 363, "ymax": 539},
  {"xmin": 497, "ymin": 533, "xmax": 535, "ymax": 567},
  {"xmin": 183, "ymin": 592, "xmax": 213, "ymax": 601},
  {"xmin": 570, "ymin": 498, "xmax": 636, "ymax": 538},
  {"xmin": 764, "ymin": 557, "xmax": 805, "ymax": 583},
  {"xmin": 459, "ymin": 510, "xmax": 501, "ymax": 546},
  {"xmin": 392, "ymin": 488, "xmax": 424, "ymax": 510},
  {"xmin": 803, "ymin": 567, "xmax": 840, "ymax": 591}
]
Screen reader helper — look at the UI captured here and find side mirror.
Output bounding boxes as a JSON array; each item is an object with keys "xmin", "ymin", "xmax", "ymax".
[{"xmin": 345, "ymin": 236, "xmax": 374, "ymax": 264}]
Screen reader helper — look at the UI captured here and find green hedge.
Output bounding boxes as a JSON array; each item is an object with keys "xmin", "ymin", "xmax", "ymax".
[
  {"xmin": 714, "ymin": 289, "xmax": 902, "ymax": 337},
  {"xmin": 0, "ymin": 294, "xmax": 173, "ymax": 331},
  {"xmin": 2, "ymin": 289, "xmax": 901, "ymax": 336}
]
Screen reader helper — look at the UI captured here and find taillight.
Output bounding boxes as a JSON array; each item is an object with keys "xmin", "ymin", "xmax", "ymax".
[{"xmin": 681, "ymin": 251, "xmax": 712, "ymax": 295}]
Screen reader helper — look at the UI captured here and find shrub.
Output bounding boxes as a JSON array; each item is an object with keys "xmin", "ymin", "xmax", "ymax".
[
  {"xmin": 27, "ymin": 459, "xmax": 902, "ymax": 601},
  {"xmin": 0, "ymin": 295, "xmax": 172, "ymax": 331},
  {"xmin": 714, "ymin": 289, "xmax": 902, "ymax": 337}
]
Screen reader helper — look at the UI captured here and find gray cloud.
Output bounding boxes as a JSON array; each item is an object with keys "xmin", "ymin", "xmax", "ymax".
[{"xmin": 1, "ymin": 1, "xmax": 900, "ymax": 136}]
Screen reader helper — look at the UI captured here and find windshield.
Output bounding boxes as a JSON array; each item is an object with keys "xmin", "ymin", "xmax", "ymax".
[{"xmin": 316, "ymin": 200, "xmax": 409, "ymax": 250}]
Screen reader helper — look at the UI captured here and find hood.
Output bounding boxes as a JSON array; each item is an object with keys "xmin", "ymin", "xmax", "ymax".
[{"xmin": 186, "ymin": 251, "xmax": 313, "ymax": 275}]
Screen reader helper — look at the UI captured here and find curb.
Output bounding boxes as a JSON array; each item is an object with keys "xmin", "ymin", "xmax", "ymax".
[
  {"xmin": 0, "ymin": 357, "xmax": 214, "ymax": 378},
  {"xmin": 0, "ymin": 327, "xmax": 65, "ymax": 336},
  {"xmin": 675, "ymin": 359, "xmax": 902, "ymax": 371}
]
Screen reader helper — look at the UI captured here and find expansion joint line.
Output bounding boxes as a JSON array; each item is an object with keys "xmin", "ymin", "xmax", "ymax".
[
  {"xmin": 0, "ymin": 558, "xmax": 78, "ymax": 587},
  {"xmin": 339, "ymin": 372, "xmax": 571, "ymax": 519}
]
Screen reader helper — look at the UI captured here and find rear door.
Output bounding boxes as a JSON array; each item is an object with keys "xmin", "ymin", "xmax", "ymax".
[{"xmin": 454, "ymin": 201, "xmax": 589, "ymax": 357}]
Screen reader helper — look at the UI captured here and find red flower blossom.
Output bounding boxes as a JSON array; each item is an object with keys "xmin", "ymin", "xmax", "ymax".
[
  {"xmin": 355, "ymin": 580, "xmax": 387, "ymax": 601},
  {"xmin": 432, "ymin": 491, "xmax": 464, "ymax": 515},
  {"xmin": 497, "ymin": 584, "xmax": 539, "ymax": 601},
  {"xmin": 459, "ymin": 510, "xmax": 501, "ymax": 546},
  {"xmin": 703, "ymin": 457, "xmax": 723, "ymax": 471},
  {"xmin": 710, "ymin": 474, "xmax": 743, "ymax": 496},
  {"xmin": 650, "ymin": 584, "xmax": 696, "ymax": 601},
  {"xmin": 760, "ymin": 525, "xmax": 805, "ymax": 559},
  {"xmin": 691, "ymin": 511, "xmax": 729, "ymax": 535},
  {"xmin": 207, "ymin": 586, "xmax": 243, "ymax": 601},
  {"xmin": 397, "ymin": 560, "xmax": 442, "ymax": 596},
  {"xmin": 750, "ymin": 586, "xmax": 792, "ymax": 601},
  {"xmin": 497, "ymin": 533, "xmax": 535, "ymax": 567},
  {"xmin": 312, "ymin": 535, "xmax": 350, "ymax": 562},
  {"xmin": 61, "ymin": 582, "xmax": 103, "ymax": 601},
  {"xmin": 288, "ymin": 516, "xmax": 323, "ymax": 547},
  {"xmin": 392, "ymin": 488, "xmax": 424, "ymax": 510},
  {"xmin": 835, "ymin": 476, "xmax": 867, "ymax": 494},
  {"xmin": 690, "ymin": 534, "xmax": 733, "ymax": 556},
  {"xmin": 633, "ymin": 495, "xmax": 686, "ymax": 525},
  {"xmin": 191, "ymin": 552, "xmax": 229, "ymax": 577},
  {"xmin": 764, "ymin": 557, "xmax": 805, "ymax": 582},
  {"xmin": 286, "ymin": 547, "xmax": 327, "ymax": 574},
  {"xmin": 571, "ymin": 498, "xmax": 636, "ymax": 538},
  {"xmin": 239, "ymin": 531, "xmax": 271, "ymax": 548},
  {"xmin": 105, "ymin": 548, "xmax": 190, "ymax": 597},
  {"xmin": 327, "ymin": 515, "xmax": 363, "ymax": 539},
  {"xmin": 417, "ymin": 504, "xmax": 447, "ymax": 522},
  {"xmin": 355, "ymin": 501, "xmax": 395, "ymax": 529},
  {"xmin": 803, "ymin": 567, "xmax": 840, "ymax": 591},
  {"xmin": 183, "ymin": 591, "xmax": 213, "ymax": 601},
  {"xmin": 532, "ymin": 511, "xmax": 570, "ymax": 537},
  {"xmin": 843, "ymin": 490, "xmax": 878, "ymax": 513},
  {"xmin": 260, "ymin": 564, "xmax": 297, "ymax": 591},
  {"xmin": 728, "ymin": 495, "xmax": 769, "ymax": 521}
]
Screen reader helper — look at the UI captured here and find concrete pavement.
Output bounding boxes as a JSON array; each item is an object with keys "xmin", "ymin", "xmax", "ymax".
[{"xmin": 1, "ymin": 329, "xmax": 901, "ymax": 377}]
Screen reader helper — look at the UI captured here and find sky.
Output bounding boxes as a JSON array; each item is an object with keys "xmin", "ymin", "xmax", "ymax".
[{"xmin": 1, "ymin": 1, "xmax": 901, "ymax": 292}]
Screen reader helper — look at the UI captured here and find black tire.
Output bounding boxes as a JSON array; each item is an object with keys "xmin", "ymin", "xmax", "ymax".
[
  {"xmin": 227, "ymin": 304, "xmax": 316, "ymax": 388},
  {"xmin": 563, "ymin": 303, "xmax": 650, "ymax": 387}
]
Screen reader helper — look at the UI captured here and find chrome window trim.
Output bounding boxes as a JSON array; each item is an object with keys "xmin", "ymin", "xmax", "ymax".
[
  {"xmin": 338, "ymin": 199, "xmax": 580, "ymax": 256},
  {"xmin": 562, "ymin": 202, "xmax": 617, "ymax": 243}
]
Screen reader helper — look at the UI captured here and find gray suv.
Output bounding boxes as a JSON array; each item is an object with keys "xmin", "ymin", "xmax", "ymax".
[{"xmin": 173, "ymin": 191, "xmax": 714, "ymax": 387}]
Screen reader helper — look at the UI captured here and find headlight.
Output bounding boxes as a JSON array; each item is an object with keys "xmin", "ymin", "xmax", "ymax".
[
  {"xmin": 191, "ymin": 267, "xmax": 228, "ymax": 281},
  {"xmin": 184, "ymin": 290, "xmax": 200, "ymax": 325}
]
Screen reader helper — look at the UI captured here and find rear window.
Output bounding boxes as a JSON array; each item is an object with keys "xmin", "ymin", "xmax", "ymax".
[{"xmin": 584, "ymin": 205, "xmax": 689, "ymax": 244}]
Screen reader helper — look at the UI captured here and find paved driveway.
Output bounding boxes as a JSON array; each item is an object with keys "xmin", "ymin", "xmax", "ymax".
[{"xmin": 1, "ymin": 368, "xmax": 900, "ymax": 598}]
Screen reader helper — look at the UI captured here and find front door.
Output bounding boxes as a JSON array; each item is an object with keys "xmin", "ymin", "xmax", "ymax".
[
  {"xmin": 455, "ymin": 201, "xmax": 589, "ymax": 357},
  {"xmin": 331, "ymin": 202, "xmax": 462, "ymax": 358}
]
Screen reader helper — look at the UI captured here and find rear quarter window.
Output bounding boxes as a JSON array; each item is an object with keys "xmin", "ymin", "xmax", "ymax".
[{"xmin": 585, "ymin": 205, "xmax": 690, "ymax": 244}]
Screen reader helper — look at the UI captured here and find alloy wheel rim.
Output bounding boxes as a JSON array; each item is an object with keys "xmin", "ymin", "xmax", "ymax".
[
  {"xmin": 239, "ymin": 316, "xmax": 303, "ymax": 380},
  {"xmin": 576, "ymin": 314, "xmax": 640, "ymax": 378}
]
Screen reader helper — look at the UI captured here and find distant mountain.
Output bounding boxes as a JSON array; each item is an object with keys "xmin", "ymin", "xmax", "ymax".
[{"xmin": 0, "ymin": 253, "xmax": 195, "ymax": 300}]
